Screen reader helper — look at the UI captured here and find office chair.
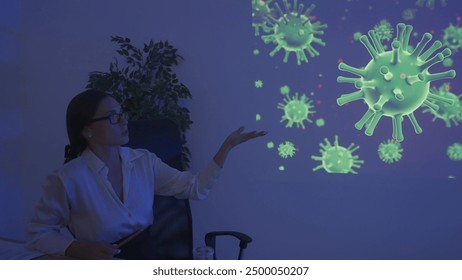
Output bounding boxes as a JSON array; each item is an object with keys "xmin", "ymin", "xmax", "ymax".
[{"xmin": 126, "ymin": 119, "xmax": 252, "ymax": 260}]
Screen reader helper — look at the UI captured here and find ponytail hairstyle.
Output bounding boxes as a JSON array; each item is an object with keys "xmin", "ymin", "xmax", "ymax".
[{"xmin": 64, "ymin": 89, "xmax": 112, "ymax": 163}]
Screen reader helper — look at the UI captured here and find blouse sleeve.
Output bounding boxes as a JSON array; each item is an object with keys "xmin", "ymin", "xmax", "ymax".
[
  {"xmin": 26, "ymin": 173, "xmax": 75, "ymax": 255},
  {"xmin": 153, "ymin": 156, "xmax": 222, "ymax": 200}
]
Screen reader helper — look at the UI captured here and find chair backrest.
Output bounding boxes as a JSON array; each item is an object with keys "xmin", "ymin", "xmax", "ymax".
[{"xmin": 125, "ymin": 119, "xmax": 193, "ymax": 259}]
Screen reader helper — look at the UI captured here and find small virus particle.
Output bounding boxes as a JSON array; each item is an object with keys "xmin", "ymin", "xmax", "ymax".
[
  {"xmin": 416, "ymin": 0, "xmax": 447, "ymax": 10},
  {"xmin": 315, "ymin": 118, "xmax": 325, "ymax": 127},
  {"xmin": 422, "ymin": 83, "xmax": 462, "ymax": 127},
  {"xmin": 447, "ymin": 143, "xmax": 462, "ymax": 161},
  {"xmin": 256, "ymin": 114, "xmax": 262, "ymax": 121},
  {"xmin": 252, "ymin": 0, "xmax": 273, "ymax": 36},
  {"xmin": 442, "ymin": 23, "xmax": 462, "ymax": 53},
  {"xmin": 267, "ymin": 141, "xmax": 275, "ymax": 149},
  {"xmin": 373, "ymin": 19, "xmax": 394, "ymax": 42},
  {"xmin": 378, "ymin": 139, "xmax": 403, "ymax": 163},
  {"xmin": 280, "ymin": 85, "xmax": 290, "ymax": 95},
  {"xmin": 402, "ymin": 9, "xmax": 417, "ymax": 21},
  {"xmin": 311, "ymin": 135, "xmax": 364, "ymax": 174},
  {"xmin": 337, "ymin": 23, "xmax": 456, "ymax": 142},
  {"xmin": 278, "ymin": 89, "xmax": 316, "ymax": 129},
  {"xmin": 442, "ymin": 57, "xmax": 453, "ymax": 67},
  {"xmin": 278, "ymin": 165, "xmax": 285, "ymax": 171},
  {"xmin": 353, "ymin": 32, "xmax": 363, "ymax": 41},
  {"xmin": 253, "ymin": 48, "xmax": 260, "ymax": 55},
  {"xmin": 278, "ymin": 141, "xmax": 296, "ymax": 158},
  {"xmin": 255, "ymin": 80, "xmax": 264, "ymax": 88},
  {"xmin": 261, "ymin": 0, "xmax": 327, "ymax": 65}
]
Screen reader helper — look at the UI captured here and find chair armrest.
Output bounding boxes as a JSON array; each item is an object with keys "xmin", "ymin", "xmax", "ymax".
[{"xmin": 204, "ymin": 231, "xmax": 252, "ymax": 260}]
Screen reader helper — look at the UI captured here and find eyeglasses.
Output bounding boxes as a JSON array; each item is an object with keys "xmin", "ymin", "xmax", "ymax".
[{"xmin": 89, "ymin": 111, "xmax": 129, "ymax": 125}]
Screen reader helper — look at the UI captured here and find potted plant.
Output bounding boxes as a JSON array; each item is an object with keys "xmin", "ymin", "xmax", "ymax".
[{"xmin": 86, "ymin": 36, "xmax": 192, "ymax": 169}]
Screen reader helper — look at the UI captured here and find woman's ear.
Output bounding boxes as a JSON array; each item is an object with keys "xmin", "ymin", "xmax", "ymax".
[{"xmin": 82, "ymin": 126, "xmax": 93, "ymax": 140}]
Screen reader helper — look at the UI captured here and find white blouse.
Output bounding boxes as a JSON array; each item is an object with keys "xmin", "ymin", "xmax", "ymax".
[{"xmin": 27, "ymin": 147, "xmax": 220, "ymax": 255}]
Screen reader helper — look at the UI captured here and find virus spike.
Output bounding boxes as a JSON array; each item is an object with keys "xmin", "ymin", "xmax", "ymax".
[
  {"xmin": 396, "ymin": 23, "xmax": 406, "ymax": 43},
  {"xmin": 360, "ymin": 35, "xmax": 379, "ymax": 60},
  {"xmin": 306, "ymin": 45, "xmax": 319, "ymax": 57},
  {"xmin": 297, "ymin": 3, "xmax": 304, "ymax": 16},
  {"xmin": 393, "ymin": 88, "xmax": 404, "ymax": 101},
  {"xmin": 401, "ymin": 24, "xmax": 413, "ymax": 51},
  {"xmin": 391, "ymin": 41, "xmax": 401, "ymax": 65},
  {"xmin": 392, "ymin": 115, "xmax": 404, "ymax": 142},
  {"xmin": 419, "ymin": 40, "xmax": 442, "ymax": 61},
  {"xmin": 368, "ymin": 30, "xmax": 385, "ymax": 53},
  {"xmin": 407, "ymin": 113, "xmax": 423, "ymax": 134},
  {"xmin": 338, "ymin": 62, "xmax": 366, "ymax": 77},
  {"xmin": 423, "ymin": 100, "xmax": 440, "ymax": 111},
  {"xmin": 411, "ymin": 33, "xmax": 432, "ymax": 57},
  {"xmin": 304, "ymin": 3, "xmax": 315, "ymax": 17},
  {"xmin": 365, "ymin": 111, "xmax": 384, "ymax": 136},
  {"xmin": 337, "ymin": 76, "xmax": 360, "ymax": 84},
  {"xmin": 373, "ymin": 95, "xmax": 390, "ymax": 111},
  {"xmin": 355, "ymin": 108, "xmax": 375, "ymax": 130},
  {"xmin": 425, "ymin": 70, "xmax": 456, "ymax": 82},
  {"xmin": 420, "ymin": 53, "xmax": 444, "ymax": 70},
  {"xmin": 406, "ymin": 73, "xmax": 424, "ymax": 85},
  {"xmin": 292, "ymin": 0, "xmax": 298, "ymax": 13},
  {"xmin": 337, "ymin": 90, "xmax": 364, "ymax": 106},
  {"xmin": 275, "ymin": 3, "xmax": 288, "ymax": 24},
  {"xmin": 427, "ymin": 92, "xmax": 455, "ymax": 104}
]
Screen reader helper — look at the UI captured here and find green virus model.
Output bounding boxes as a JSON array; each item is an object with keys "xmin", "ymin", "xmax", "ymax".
[
  {"xmin": 447, "ymin": 143, "xmax": 462, "ymax": 161},
  {"xmin": 373, "ymin": 19, "xmax": 394, "ymax": 42},
  {"xmin": 278, "ymin": 89, "xmax": 315, "ymax": 129},
  {"xmin": 315, "ymin": 118, "xmax": 325, "ymax": 127},
  {"xmin": 378, "ymin": 139, "xmax": 403, "ymax": 163},
  {"xmin": 278, "ymin": 141, "xmax": 297, "ymax": 158},
  {"xmin": 252, "ymin": 0, "xmax": 273, "ymax": 36},
  {"xmin": 442, "ymin": 23, "xmax": 462, "ymax": 53},
  {"xmin": 260, "ymin": 0, "xmax": 327, "ymax": 65},
  {"xmin": 311, "ymin": 135, "xmax": 364, "ymax": 174},
  {"xmin": 255, "ymin": 80, "xmax": 264, "ymax": 88},
  {"xmin": 416, "ymin": 0, "xmax": 447, "ymax": 9},
  {"xmin": 422, "ymin": 83, "xmax": 462, "ymax": 127},
  {"xmin": 337, "ymin": 23, "xmax": 456, "ymax": 142},
  {"xmin": 402, "ymin": 9, "xmax": 417, "ymax": 21}
]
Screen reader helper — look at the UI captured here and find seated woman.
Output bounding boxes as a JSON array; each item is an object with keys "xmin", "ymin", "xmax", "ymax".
[{"xmin": 27, "ymin": 89, "xmax": 267, "ymax": 259}]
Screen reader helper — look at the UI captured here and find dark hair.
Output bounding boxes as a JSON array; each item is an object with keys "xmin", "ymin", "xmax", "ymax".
[{"xmin": 64, "ymin": 89, "xmax": 113, "ymax": 163}]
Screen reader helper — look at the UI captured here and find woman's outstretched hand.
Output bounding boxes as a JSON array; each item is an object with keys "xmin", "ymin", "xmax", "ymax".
[{"xmin": 213, "ymin": 126, "xmax": 267, "ymax": 167}]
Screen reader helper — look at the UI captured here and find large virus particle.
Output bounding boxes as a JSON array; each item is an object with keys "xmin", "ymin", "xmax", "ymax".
[
  {"xmin": 373, "ymin": 19, "xmax": 394, "ymax": 42},
  {"xmin": 278, "ymin": 89, "xmax": 315, "ymax": 129},
  {"xmin": 311, "ymin": 135, "xmax": 364, "ymax": 174},
  {"xmin": 422, "ymin": 83, "xmax": 462, "ymax": 127},
  {"xmin": 260, "ymin": 0, "xmax": 327, "ymax": 65},
  {"xmin": 447, "ymin": 143, "xmax": 462, "ymax": 161},
  {"xmin": 337, "ymin": 23, "xmax": 456, "ymax": 142},
  {"xmin": 378, "ymin": 139, "xmax": 403, "ymax": 164},
  {"xmin": 416, "ymin": 0, "xmax": 447, "ymax": 9},
  {"xmin": 442, "ymin": 23, "xmax": 462, "ymax": 53},
  {"xmin": 278, "ymin": 141, "xmax": 297, "ymax": 158},
  {"xmin": 252, "ymin": 0, "xmax": 274, "ymax": 36}
]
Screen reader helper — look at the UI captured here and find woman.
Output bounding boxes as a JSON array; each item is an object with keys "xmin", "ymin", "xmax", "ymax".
[{"xmin": 27, "ymin": 89, "xmax": 267, "ymax": 259}]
